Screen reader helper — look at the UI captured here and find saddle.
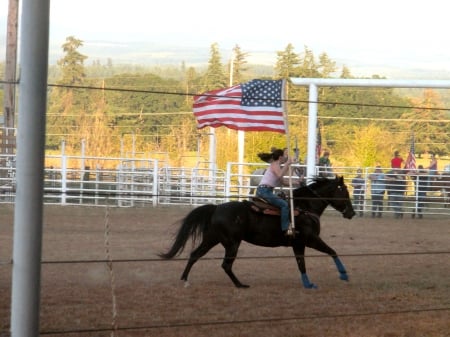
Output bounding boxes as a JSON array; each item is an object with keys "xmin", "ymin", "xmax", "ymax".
[{"xmin": 250, "ymin": 196, "xmax": 300, "ymax": 217}]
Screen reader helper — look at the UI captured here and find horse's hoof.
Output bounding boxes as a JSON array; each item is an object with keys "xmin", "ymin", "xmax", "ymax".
[
  {"xmin": 236, "ymin": 283, "xmax": 250, "ymax": 288},
  {"xmin": 301, "ymin": 274, "xmax": 317, "ymax": 289},
  {"xmin": 304, "ymin": 283, "xmax": 318, "ymax": 289},
  {"xmin": 183, "ymin": 281, "xmax": 190, "ymax": 288},
  {"xmin": 340, "ymin": 273, "xmax": 349, "ymax": 281}
]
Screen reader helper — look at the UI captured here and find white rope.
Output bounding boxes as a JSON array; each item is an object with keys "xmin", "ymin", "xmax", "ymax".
[{"xmin": 103, "ymin": 206, "xmax": 119, "ymax": 336}]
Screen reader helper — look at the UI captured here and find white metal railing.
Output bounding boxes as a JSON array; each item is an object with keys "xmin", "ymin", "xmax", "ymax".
[{"xmin": 1, "ymin": 154, "xmax": 449, "ymax": 216}]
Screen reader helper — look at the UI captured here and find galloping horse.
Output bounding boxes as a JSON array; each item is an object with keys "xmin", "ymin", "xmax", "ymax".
[{"xmin": 159, "ymin": 176, "xmax": 355, "ymax": 289}]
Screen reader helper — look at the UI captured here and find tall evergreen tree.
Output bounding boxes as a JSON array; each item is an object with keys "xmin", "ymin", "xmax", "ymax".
[
  {"xmin": 296, "ymin": 46, "xmax": 320, "ymax": 78},
  {"xmin": 203, "ymin": 43, "xmax": 227, "ymax": 90},
  {"xmin": 318, "ymin": 52, "xmax": 337, "ymax": 78},
  {"xmin": 57, "ymin": 36, "xmax": 87, "ymax": 85},
  {"xmin": 230, "ymin": 44, "xmax": 249, "ymax": 85},
  {"xmin": 340, "ymin": 65, "xmax": 353, "ymax": 78},
  {"xmin": 275, "ymin": 43, "xmax": 300, "ymax": 79},
  {"xmin": 47, "ymin": 36, "xmax": 89, "ymax": 150}
]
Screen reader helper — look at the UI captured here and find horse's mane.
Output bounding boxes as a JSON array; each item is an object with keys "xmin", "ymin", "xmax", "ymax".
[{"xmin": 294, "ymin": 176, "xmax": 343, "ymax": 198}]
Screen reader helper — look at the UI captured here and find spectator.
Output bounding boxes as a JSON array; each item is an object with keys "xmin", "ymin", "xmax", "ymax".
[
  {"xmin": 385, "ymin": 168, "xmax": 407, "ymax": 219},
  {"xmin": 369, "ymin": 165, "xmax": 385, "ymax": 218},
  {"xmin": 411, "ymin": 165, "xmax": 428, "ymax": 219},
  {"xmin": 318, "ymin": 150, "xmax": 333, "ymax": 177},
  {"xmin": 351, "ymin": 168, "xmax": 365, "ymax": 217},
  {"xmin": 427, "ymin": 153, "xmax": 438, "ymax": 177},
  {"xmin": 390, "ymin": 150, "xmax": 404, "ymax": 169}
]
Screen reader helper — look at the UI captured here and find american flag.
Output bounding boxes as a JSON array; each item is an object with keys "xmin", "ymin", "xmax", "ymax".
[
  {"xmin": 193, "ymin": 79, "xmax": 287, "ymax": 134},
  {"xmin": 404, "ymin": 133, "xmax": 416, "ymax": 171}
]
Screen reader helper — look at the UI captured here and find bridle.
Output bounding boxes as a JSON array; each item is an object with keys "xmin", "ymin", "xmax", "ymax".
[{"xmin": 304, "ymin": 183, "xmax": 350, "ymax": 216}]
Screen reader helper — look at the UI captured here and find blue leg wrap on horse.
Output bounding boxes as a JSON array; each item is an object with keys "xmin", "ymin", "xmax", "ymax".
[
  {"xmin": 333, "ymin": 257, "xmax": 348, "ymax": 280},
  {"xmin": 301, "ymin": 273, "xmax": 317, "ymax": 289}
]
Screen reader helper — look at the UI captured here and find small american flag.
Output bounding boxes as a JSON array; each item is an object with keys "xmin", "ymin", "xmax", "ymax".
[
  {"xmin": 193, "ymin": 79, "xmax": 287, "ymax": 134},
  {"xmin": 404, "ymin": 133, "xmax": 416, "ymax": 171}
]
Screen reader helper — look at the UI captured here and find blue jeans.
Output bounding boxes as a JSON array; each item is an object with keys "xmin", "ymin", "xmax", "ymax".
[
  {"xmin": 390, "ymin": 192, "xmax": 403, "ymax": 215},
  {"xmin": 371, "ymin": 193, "xmax": 384, "ymax": 214},
  {"xmin": 256, "ymin": 186, "xmax": 290, "ymax": 231}
]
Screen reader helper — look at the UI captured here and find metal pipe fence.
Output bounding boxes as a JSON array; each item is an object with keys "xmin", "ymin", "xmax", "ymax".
[{"xmin": 1, "ymin": 154, "xmax": 449, "ymax": 216}]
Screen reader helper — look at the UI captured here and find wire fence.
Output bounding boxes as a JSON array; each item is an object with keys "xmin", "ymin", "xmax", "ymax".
[{"xmin": 1, "ymin": 203, "xmax": 449, "ymax": 336}]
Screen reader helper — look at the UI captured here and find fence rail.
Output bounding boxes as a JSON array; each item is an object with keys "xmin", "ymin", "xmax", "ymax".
[{"xmin": 1, "ymin": 154, "xmax": 449, "ymax": 216}]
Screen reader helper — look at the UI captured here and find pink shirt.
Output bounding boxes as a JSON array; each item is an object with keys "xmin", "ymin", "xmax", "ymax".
[{"xmin": 260, "ymin": 166, "xmax": 280, "ymax": 187}]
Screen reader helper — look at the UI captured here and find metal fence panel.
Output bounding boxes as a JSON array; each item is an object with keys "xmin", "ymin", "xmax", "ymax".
[{"xmin": 1, "ymin": 154, "xmax": 449, "ymax": 216}]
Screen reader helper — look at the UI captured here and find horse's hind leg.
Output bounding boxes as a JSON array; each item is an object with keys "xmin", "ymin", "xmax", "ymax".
[
  {"xmin": 222, "ymin": 242, "xmax": 249, "ymax": 288},
  {"xmin": 181, "ymin": 239, "xmax": 219, "ymax": 286}
]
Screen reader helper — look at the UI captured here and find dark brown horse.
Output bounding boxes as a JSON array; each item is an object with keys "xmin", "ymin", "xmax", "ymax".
[{"xmin": 159, "ymin": 176, "xmax": 355, "ymax": 288}]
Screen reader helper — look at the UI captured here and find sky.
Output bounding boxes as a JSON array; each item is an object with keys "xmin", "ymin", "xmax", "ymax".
[{"xmin": 1, "ymin": 0, "xmax": 450, "ymax": 78}]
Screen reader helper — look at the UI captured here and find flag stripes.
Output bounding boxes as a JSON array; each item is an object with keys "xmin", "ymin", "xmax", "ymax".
[
  {"xmin": 193, "ymin": 79, "xmax": 286, "ymax": 134},
  {"xmin": 404, "ymin": 133, "xmax": 416, "ymax": 171}
]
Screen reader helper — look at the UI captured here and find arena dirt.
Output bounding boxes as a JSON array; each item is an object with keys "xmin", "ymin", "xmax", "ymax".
[{"xmin": 1, "ymin": 204, "xmax": 449, "ymax": 337}]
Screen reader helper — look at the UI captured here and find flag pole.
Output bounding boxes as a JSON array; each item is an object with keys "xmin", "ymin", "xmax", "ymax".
[{"xmin": 281, "ymin": 79, "xmax": 295, "ymax": 232}]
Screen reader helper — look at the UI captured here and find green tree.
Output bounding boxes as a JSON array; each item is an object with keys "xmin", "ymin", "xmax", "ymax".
[
  {"xmin": 184, "ymin": 66, "xmax": 197, "ymax": 107},
  {"xmin": 339, "ymin": 65, "xmax": 353, "ymax": 79},
  {"xmin": 230, "ymin": 44, "xmax": 249, "ymax": 85},
  {"xmin": 57, "ymin": 36, "xmax": 87, "ymax": 85},
  {"xmin": 318, "ymin": 52, "xmax": 337, "ymax": 78},
  {"xmin": 296, "ymin": 46, "xmax": 320, "ymax": 78},
  {"xmin": 202, "ymin": 42, "xmax": 227, "ymax": 90},
  {"xmin": 47, "ymin": 36, "xmax": 89, "ymax": 150},
  {"xmin": 343, "ymin": 124, "xmax": 395, "ymax": 167},
  {"xmin": 274, "ymin": 43, "xmax": 300, "ymax": 79},
  {"xmin": 78, "ymin": 84, "xmax": 118, "ymax": 164},
  {"xmin": 402, "ymin": 89, "xmax": 449, "ymax": 156}
]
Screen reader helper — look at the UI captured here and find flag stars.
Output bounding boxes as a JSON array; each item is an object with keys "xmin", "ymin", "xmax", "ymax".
[{"xmin": 242, "ymin": 80, "xmax": 282, "ymax": 108}]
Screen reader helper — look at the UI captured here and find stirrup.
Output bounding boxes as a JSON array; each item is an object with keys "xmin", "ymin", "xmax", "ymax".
[{"xmin": 284, "ymin": 226, "xmax": 294, "ymax": 237}]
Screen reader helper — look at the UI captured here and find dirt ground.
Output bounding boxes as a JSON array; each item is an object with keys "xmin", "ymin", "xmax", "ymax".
[{"xmin": 0, "ymin": 204, "xmax": 449, "ymax": 337}]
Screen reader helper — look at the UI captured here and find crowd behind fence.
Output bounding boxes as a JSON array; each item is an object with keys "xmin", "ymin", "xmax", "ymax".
[{"xmin": 1, "ymin": 154, "xmax": 449, "ymax": 217}]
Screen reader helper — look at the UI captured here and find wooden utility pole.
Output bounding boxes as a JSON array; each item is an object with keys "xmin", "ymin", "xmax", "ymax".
[{"xmin": 2, "ymin": 0, "xmax": 19, "ymax": 155}]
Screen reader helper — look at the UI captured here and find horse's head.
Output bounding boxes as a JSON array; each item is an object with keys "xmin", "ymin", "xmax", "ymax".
[
  {"xmin": 294, "ymin": 176, "xmax": 355, "ymax": 219},
  {"xmin": 329, "ymin": 176, "xmax": 356, "ymax": 219}
]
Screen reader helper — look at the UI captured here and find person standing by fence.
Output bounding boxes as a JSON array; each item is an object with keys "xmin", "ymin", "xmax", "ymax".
[
  {"xmin": 391, "ymin": 150, "xmax": 404, "ymax": 169},
  {"xmin": 385, "ymin": 168, "xmax": 407, "ymax": 219},
  {"xmin": 411, "ymin": 165, "xmax": 428, "ymax": 219},
  {"xmin": 318, "ymin": 150, "xmax": 333, "ymax": 177},
  {"xmin": 351, "ymin": 168, "xmax": 365, "ymax": 217},
  {"xmin": 369, "ymin": 166, "xmax": 386, "ymax": 218},
  {"xmin": 427, "ymin": 153, "xmax": 438, "ymax": 178}
]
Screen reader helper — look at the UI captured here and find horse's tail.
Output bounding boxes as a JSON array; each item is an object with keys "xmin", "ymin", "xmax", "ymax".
[{"xmin": 159, "ymin": 204, "xmax": 217, "ymax": 259}]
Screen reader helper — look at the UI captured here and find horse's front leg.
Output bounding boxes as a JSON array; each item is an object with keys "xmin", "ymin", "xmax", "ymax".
[
  {"xmin": 332, "ymin": 256, "xmax": 348, "ymax": 281},
  {"xmin": 292, "ymin": 243, "xmax": 317, "ymax": 289},
  {"xmin": 307, "ymin": 235, "xmax": 349, "ymax": 282}
]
